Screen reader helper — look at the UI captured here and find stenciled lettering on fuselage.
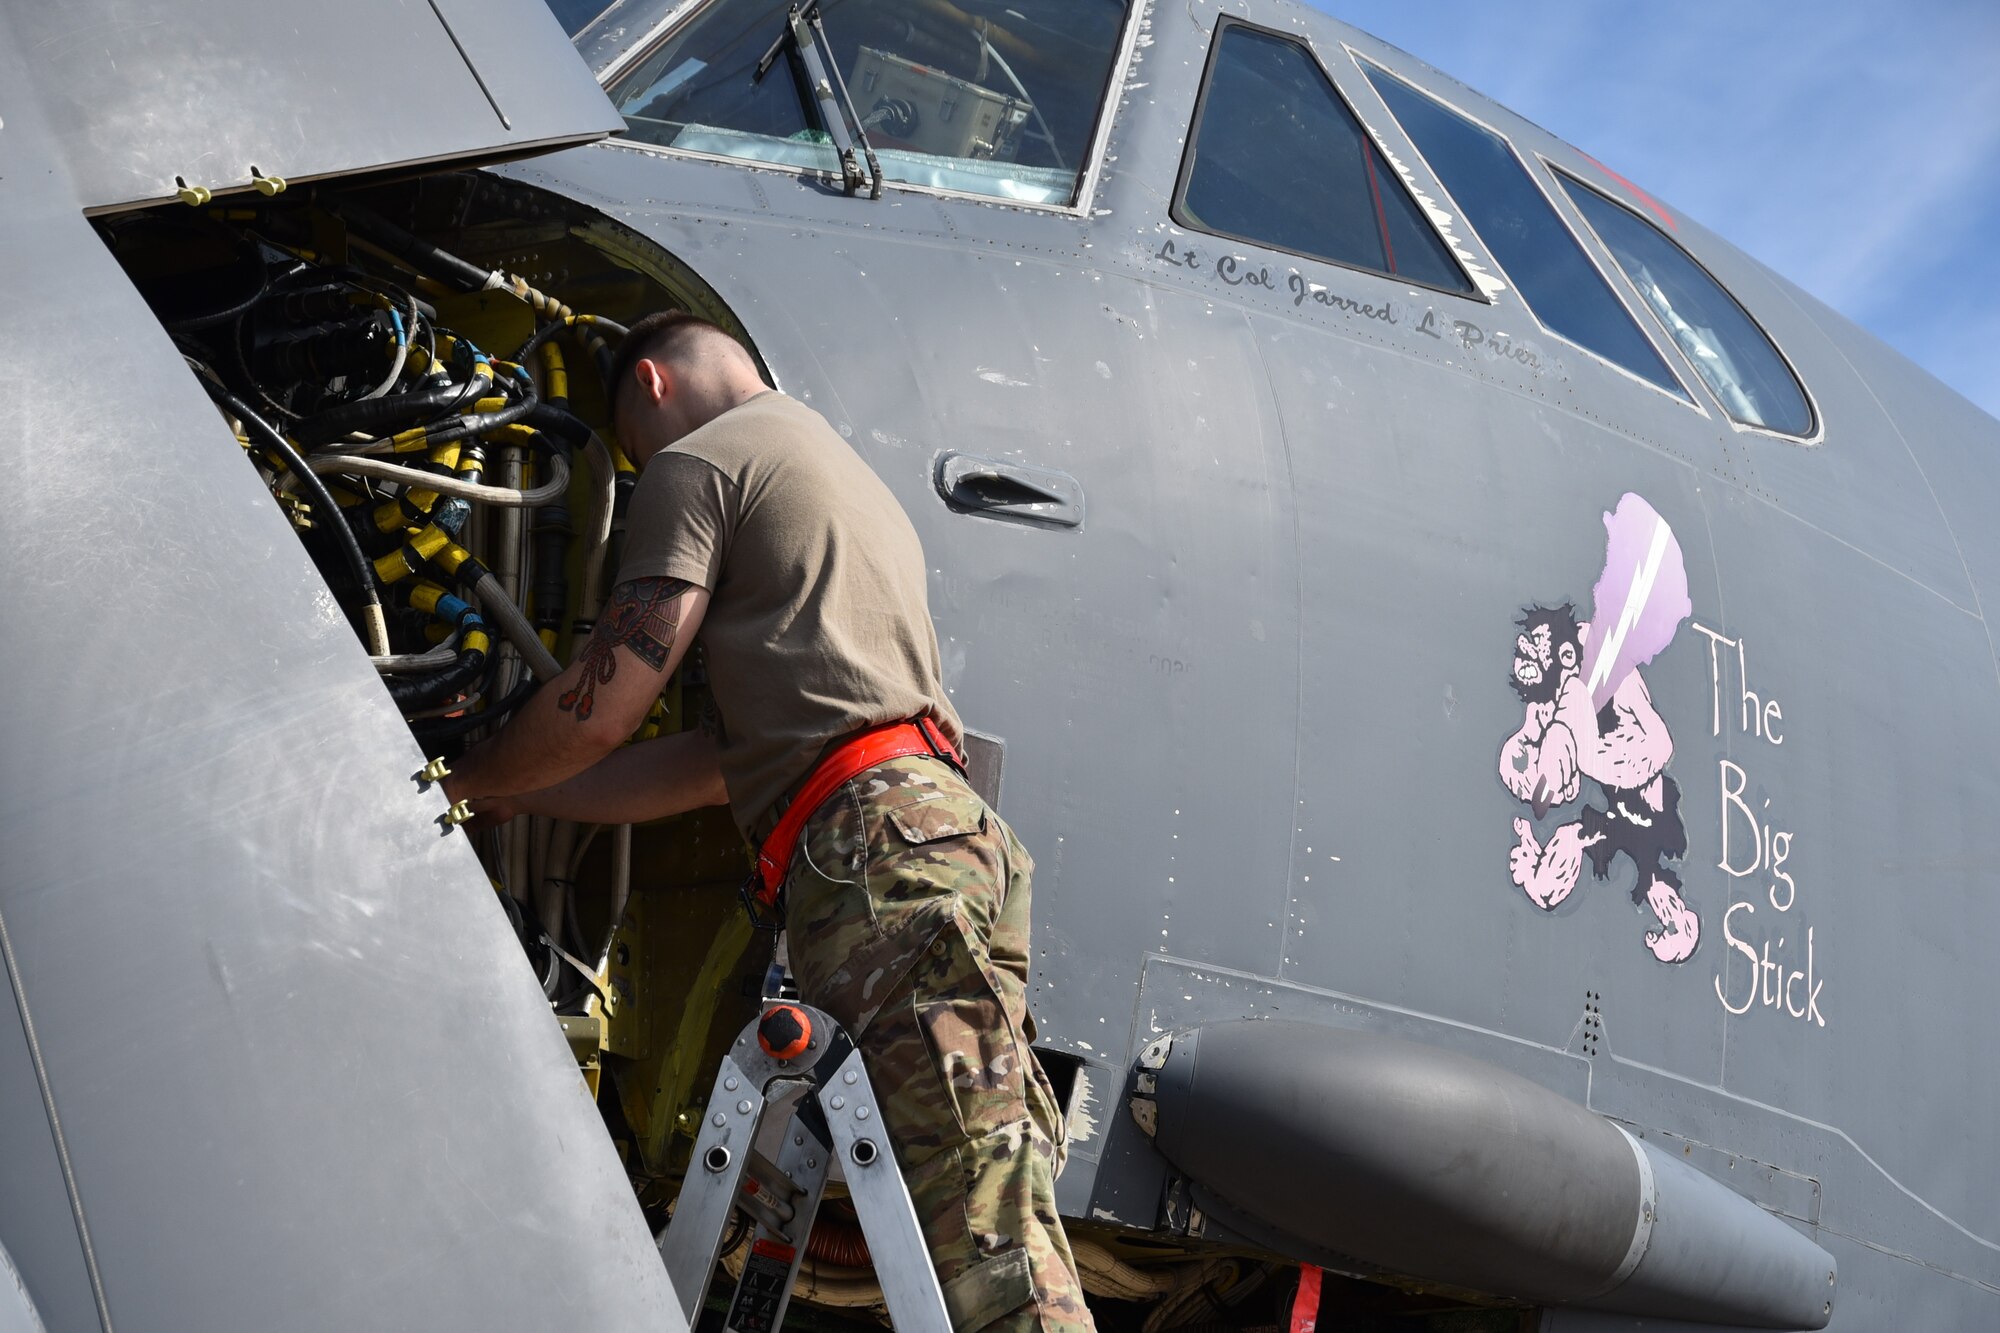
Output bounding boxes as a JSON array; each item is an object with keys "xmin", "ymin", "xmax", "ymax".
[
  {"xmin": 1147, "ymin": 238, "xmax": 1545, "ymax": 372},
  {"xmin": 1494, "ymin": 495, "xmax": 1826, "ymax": 1026}
]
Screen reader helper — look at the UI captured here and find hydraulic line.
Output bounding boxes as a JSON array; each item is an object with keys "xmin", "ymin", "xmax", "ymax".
[
  {"xmin": 332, "ymin": 367, "xmax": 541, "ymax": 459},
  {"xmin": 330, "ymin": 197, "xmax": 630, "ymax": 365},
  {"xmin": 576, "ymin": 430, "xmax": 618, "ymax": 626},
  {"xmin": 428, "ymin": 365, "xmax": 540, "ymax": 446},
  {"xmin": 584, "ymin": 436, "xmax": 639, "ymax": 639},
  {"xmin": 163, "ymin": 264, "xmax": 269, "ymax": 332},
  {"xmin": 602, "ymin": 824, "xmax": 632, "ymax": 970},
  {"xmin": 514, "ymin": 312, "xmax": 630, "ymax": 392},
  {"xmin": 493, "ymin": 441, "xmax": 528, "ymax": 690},
  {"xmin": 541, "ymin": 819, "xmax": 580, "ymax": 976},
  {"xmin": 296, "ymin": 356, "xmax": 494, "ymax": 445},
  {"xmin": 307, "ymin": 451, "xmax": 571, "ymax": 507},
  {"xmin": 522, "ymin": 397, "xmax": 611, "ymax": 583},
  {"xmin": 372, "ymin": 640, "xmax": 462, "ymax": 673},
  {"xmin": 151, "ymin": 222, "xmax": 270, "ymax": 332},
  {"xmin": 198, "ymin": 378, "xmax": 391, "ymax": 656},
  {"xmin": 361, "ymin": 298, "xmax": 415, "ymax": 400},
  {"xmin": 404, "ymin": 688, "xmax": 486, "ymax": 721},
  {"xmin": 528, "ymin": 362, "xmax": 583, "ymax": 647},
  {"xmin": 408, "ymin": 675, "xmax": 537, "ymax": 746},
  {"xmin": 386, "ymin": 584, "xmax": 492, "ymax": 710},
  {"xmin": 330, "ymin": 197, "xmax": 500, "ymax": 294},
  {"xmin": 361, "ymin": 439, "xmax": 479, "ymax": 536},
  {"xmin": 474, "ymin": 571, "xmax": 562, "ymax": 681},
  {"xmin": 532, "ymin": 497, "xmax": 571, "ymax": 643},
  {"xmin": 387, "ymin": 653, "xmax": 488, "ymax": 710}
]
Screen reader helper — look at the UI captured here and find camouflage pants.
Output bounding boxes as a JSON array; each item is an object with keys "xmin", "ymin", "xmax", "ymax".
[{"xmin": 784, "ymin": 756, "xmax": 1094, "ymax": 1333}]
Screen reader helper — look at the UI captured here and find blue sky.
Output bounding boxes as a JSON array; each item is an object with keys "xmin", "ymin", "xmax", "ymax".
[{"xmin": 1317, "ymin": 0, "xmax": 2000, "ymax": 422}]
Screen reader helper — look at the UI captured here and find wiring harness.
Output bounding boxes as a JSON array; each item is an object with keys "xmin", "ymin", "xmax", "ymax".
[
  {"xmin": 114, "ymin": 195, "xmax": 635, "ymax": 752},
  {"xmin": 103, "ymin": 191, "xmax": 652, "ymax": 1014}
]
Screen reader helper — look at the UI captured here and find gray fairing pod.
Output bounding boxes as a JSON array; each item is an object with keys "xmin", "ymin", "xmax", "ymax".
[{"xmin": 1145, "ymin": 1022, "xmax": 1835, "ymax": 1329}]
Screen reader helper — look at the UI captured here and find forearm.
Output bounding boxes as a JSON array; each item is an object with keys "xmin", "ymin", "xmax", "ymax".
[
  {"xmin": 445, "ymin": 683, "xmax": 623, "ymax": 802},
  {"xmin": 442, "ymin": 578, "xmax": 711, "ymax": 807},
  {"xmin": 512, "ymin": 731, "xmax": 729, "ymax": 824}
]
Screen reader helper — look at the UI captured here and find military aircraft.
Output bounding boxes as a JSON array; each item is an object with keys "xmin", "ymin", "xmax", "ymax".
[{"xmin": 3, "ymin": 0, "xmax": 1995, "ymax": 1329}]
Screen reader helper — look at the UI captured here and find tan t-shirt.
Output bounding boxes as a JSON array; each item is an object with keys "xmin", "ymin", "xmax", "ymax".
[{"xmin": 615, "ymin": 392, "xmax": 962, "ymax": 835}]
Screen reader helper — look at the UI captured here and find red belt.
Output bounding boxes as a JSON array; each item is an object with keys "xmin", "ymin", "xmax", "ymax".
[{"xmin": 749, "ymin": 717, "xmax": 963, "ymax": 913}]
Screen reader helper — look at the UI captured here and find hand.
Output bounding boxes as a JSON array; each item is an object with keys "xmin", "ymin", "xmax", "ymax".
[{"xmin": 463, "ymin": 795, "xmax": 520, "ymax": 835}]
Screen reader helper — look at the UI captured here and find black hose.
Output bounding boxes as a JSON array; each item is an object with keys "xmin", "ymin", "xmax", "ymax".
[
  {"xmin": 205, "ymin": 384, "xmax": 385, "ymax": 632},
  {"xmin": 331, "ymin": 196, "xmax": 497, "ymax": 293},
  {"xmin": 386, "ymin": 642, "xmax": 488, "ymax": 710},
  {"xmin": 163, "ymin": 265, "xmax": 270, "ymax": 332},
  {"xmin": 408, "ymin": 676, "xmax": 537, "ymax": 745},
  {"xmin": 133, "ymin": 218, "xmax": 269, "ymax": 332},
  {"xmin": 522, "ymin": 402, "xmax": 585, "ymax": 638},
  {"xmin": 295, "ymin": 369, "xmax": 489, "ymax": 445},
  {"xmin": 422, "ymin": 367, "xmax": 541, "ymax": 446},
  {"xmin": 532, "ymin": 502, "xmax": 571, "ymax": 637},
  {"xmin": 513, "ymin": 318, "xmax": 569, "ymax": 365},
  {"xmin": 524, "ymin": 401, "xmax": 592, "ymax": 450}
]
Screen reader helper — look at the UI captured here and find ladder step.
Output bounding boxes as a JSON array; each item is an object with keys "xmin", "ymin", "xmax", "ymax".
[{"xmin": 656, "ymin": 1003, "xmax": 954, "ymax": 1333}]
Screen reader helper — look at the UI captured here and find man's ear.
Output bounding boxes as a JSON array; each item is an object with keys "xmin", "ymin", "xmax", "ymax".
[{"xmin": 635, "ymin": 357, "xmax": 673, "ymax": 407}]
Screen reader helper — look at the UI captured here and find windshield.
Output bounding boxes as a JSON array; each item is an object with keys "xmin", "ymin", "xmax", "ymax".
[
  {"xmin": 606, "ymin": 0, "xmax": 1129, "ymax": 206},
  {"xmin": 545, "ymin": 0, "xmax": 619, "ymax": 36}
]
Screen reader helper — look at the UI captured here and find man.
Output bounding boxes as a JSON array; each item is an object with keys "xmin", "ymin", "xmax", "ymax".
[{"xmin": 442, "ymin": 312, "xmax": 1093, "ymax": 1333}]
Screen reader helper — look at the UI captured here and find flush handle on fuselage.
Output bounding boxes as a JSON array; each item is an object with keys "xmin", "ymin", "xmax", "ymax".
[{"xmin": 934, "ymin": 452, "xmax": 1084, "ymax": 529}]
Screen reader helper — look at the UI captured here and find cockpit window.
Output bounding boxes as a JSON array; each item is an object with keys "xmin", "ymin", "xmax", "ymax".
[
  {"xmin": 1174, "ymin": 23, "xmax": 1472, "ymax": 295},
  {"xmin": 1361, "ymin": 62, "xmax": 1687, "ymax": 398},
  {"xmin": 544, "ymin": 0, "xmax": 619, "ymax": 37},
  {"xmin": 606, "ymin": 0, "xmax": 1129, "ymax": 207},
  {"xmin": 1559, "ymin": 176, "xmax": 1814, "ymax": 436}
]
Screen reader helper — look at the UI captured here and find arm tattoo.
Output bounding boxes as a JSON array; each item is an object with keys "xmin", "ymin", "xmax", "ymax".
[{"xmin": 559, "ymin": 576, "xmax": 694, "ymax": 722}]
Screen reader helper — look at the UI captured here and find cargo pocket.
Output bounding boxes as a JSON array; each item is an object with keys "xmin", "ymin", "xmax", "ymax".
[
  {"xmin": 883, "ymin": 790, "xmax": 988, "ymax": 845},
  {"xmin": 941, "ymin": 1248, "xmax": 1035, "ymax": 1333},
  {"xmin": 867, "ymin": 781, "xmax": 998, "ymax": 927},
  {"xmin": 915, "ymin": 924, "xmax": 1030, "ymax": 1142}
]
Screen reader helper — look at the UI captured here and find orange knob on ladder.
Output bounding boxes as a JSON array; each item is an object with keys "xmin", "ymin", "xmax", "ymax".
[{"xmin": 759, "ymin": 1004, "xmax": 812, "ymax": 1060}]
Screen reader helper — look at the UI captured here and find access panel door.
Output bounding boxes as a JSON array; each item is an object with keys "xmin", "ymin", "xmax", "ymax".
[{"xmin": 0, "ymin": 0, "xmax": 622, "ymax": 211}]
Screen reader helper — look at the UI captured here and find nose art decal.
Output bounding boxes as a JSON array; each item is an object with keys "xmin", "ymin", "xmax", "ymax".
[{"xmin": 1498, "ymin": 493, "xmax": 1697, "ymax": 962}]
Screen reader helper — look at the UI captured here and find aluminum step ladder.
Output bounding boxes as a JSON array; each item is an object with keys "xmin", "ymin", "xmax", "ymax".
[{"xmin": 659, "ymin": 1002, "xmax": 953, "ymax": 1333}]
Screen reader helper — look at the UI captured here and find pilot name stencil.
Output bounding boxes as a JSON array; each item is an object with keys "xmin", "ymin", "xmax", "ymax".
[
  {"xmin": 1495, "ymin": 497, "xmax": 1827, "ymax": 1028},
  {"xmin": 1149, "ymin": 236, "xmax": 1545, "ymax": 372},
  {"xmin": 1690, "ymin": 623, "xmax": 1826, "ymax": 1027}
]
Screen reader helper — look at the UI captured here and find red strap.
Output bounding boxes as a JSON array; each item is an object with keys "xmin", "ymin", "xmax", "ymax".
[
  {"xmin": 752, "ymin": 719, "xmax": 961, "ymax": 907},
  {"xmin": 1288, "ymin": 1265, "xmax": 1321, "ymax": 1333}
]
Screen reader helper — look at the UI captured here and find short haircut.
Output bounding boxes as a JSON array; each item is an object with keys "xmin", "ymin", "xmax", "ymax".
[{"xmin": 604, "ymin": 310, "xmax": 746, "ymax": 420}]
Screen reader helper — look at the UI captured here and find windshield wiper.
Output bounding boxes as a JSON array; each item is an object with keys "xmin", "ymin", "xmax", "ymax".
[{"xmin": 753, "ymin": 0, "xmax": 884, "ymax": 199}]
